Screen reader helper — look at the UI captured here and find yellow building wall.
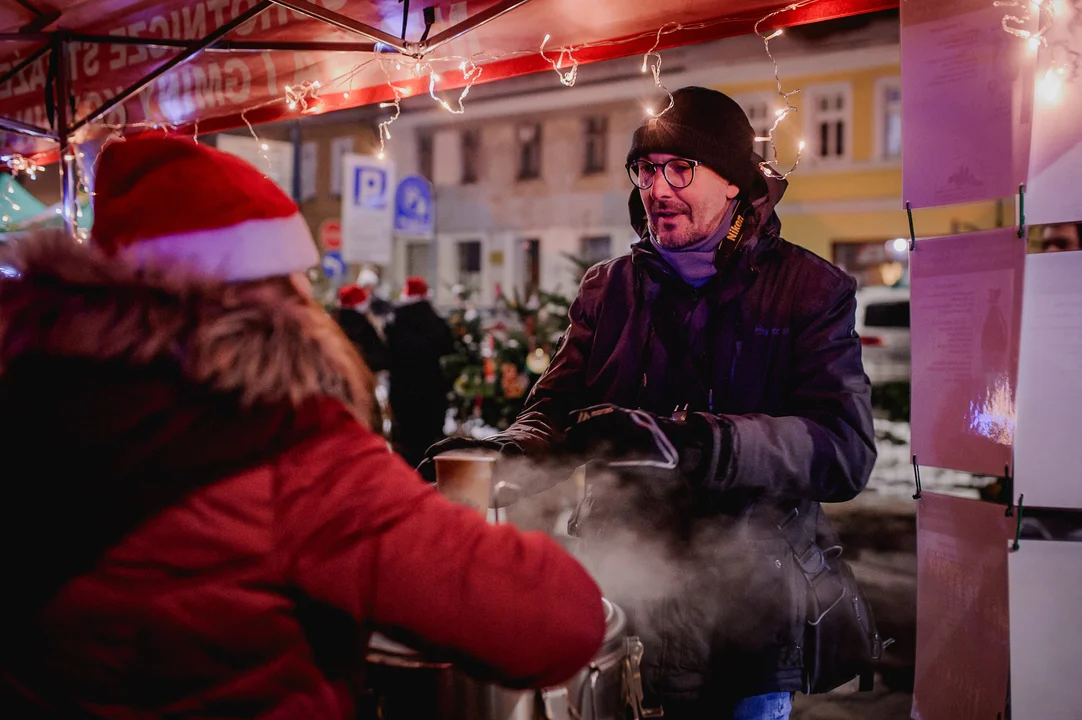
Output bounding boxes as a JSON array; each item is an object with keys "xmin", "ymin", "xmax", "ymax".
[{"xmin": 714, "ymin": 64, "xmax": 1011, "ymax": 264}]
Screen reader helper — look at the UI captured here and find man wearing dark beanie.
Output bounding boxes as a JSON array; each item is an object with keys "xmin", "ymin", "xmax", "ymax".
[{"xmin": 424, "ymin": 87, "xmax": 877, "ymax": 720}]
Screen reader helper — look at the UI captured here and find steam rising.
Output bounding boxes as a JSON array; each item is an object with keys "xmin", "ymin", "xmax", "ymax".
[{"xmin": 494, "ymin": 455, "xmax": 799, "ymax": 691}]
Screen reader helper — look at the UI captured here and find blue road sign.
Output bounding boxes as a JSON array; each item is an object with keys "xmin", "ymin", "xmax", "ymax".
[
  {"xmin": 322, "ymin": 251, "xmax": 347, "ymax": 279},
  {"xmin": 394, "ymin": 175, "xmax": 434, "ymax": 237}
]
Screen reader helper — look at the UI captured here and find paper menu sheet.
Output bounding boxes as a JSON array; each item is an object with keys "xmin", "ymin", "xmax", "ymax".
[
  {"xmin": 910, "ymin": 229, "xmax": 1025, "ymax": 475},
  {"xmin": 1009, "ymin": 541, "xmax": 1082, "ymax": 720},
  {"xmin": 1014, "ymin": 251, "xmax": 1082, "ymax": 510},
  {"xmin": 912, "ymin": 492, "xmax": 1010, "ymax": 720},
  {"xmin": 901, "ymin": 0, "xmax": 1034, "ymax": 209}
]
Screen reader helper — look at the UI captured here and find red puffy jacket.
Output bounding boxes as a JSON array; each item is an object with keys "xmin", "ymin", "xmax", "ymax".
[{"xmin": 0, "ymin": 236, "xmax": 605, "ymax": 718}]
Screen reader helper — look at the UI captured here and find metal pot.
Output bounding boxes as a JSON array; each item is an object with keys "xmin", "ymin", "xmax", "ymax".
[{"xmin": 363, "ymin": 599, "xmax": 661, "ymax": 720}]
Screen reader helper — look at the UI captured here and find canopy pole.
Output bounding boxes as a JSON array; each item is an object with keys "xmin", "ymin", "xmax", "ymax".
[
  {"xmin": 270, "ymin": 0, "xmax": 414, "ymax": 55},
  {"xmin": 69, "ymin": 1, "xmax": 273, "ymax": 135},
  {"xmin": 53, "ymin": 35, "xmax": 77, "ymax": 239},
  {"xmin": 420, "ymin": 0, "xmax": 533, "ymax": 55},
  {"xmin": 0, "ymin": 115, "xmax": 55, "ymax": 140}
]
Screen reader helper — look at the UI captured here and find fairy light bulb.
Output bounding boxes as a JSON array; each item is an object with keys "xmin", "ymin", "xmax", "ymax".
[
  {"xmin": 798, "ymin": 140, "xmax": 806, "ymax": 150},
  {"xmin": 1028, "ymin": 36, "xmax": 1042, "ymax": 52},
  {"xmin": 344, "ymin": 92, "xmax": 350, "ymax": 98},
  {"xmin": 765, "ymin": 29, "xmax": 783, "ymax": 41},
  {"xmin": 378, "ymin": 151, "xmax": 385, "ymax": 160}
]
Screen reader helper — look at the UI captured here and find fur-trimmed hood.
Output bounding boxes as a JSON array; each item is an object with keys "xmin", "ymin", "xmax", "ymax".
[{"xmin": 0, "ymin": 232, "xmax": 371, "ymax": 421}]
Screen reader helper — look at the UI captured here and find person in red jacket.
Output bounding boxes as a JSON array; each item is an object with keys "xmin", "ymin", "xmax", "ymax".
[{"xmin": 0, "ymin": 136, "xmax": 605, "ymax": 719}]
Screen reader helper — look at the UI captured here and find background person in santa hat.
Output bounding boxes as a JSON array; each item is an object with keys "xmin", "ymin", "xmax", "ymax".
[
  {"xmin": 334, "ymin": 284, "xmax": 390, "ymax": 433},
  {"xmin": 386, "ymin": 276, "xmax": 455, "ymax": 468},
  {"xmin": 0, "ymin": 137, "xmax": 605, "ymax": 718}
]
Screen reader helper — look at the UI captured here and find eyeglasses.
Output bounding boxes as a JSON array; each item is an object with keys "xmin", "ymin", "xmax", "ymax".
[{"xmin": 626, "ymin": 158, "xmax": 701, "ymax": 190}]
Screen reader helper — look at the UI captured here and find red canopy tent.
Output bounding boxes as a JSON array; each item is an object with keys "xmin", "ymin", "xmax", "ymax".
[{"xmin": 0, "ymin": 0, "xmax": 897, "ymax": 231}]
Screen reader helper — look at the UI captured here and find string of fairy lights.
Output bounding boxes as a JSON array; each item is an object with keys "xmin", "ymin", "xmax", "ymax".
[
  {"xmin": 0, "ymin": 2, "xmax": 816, "ymax": 223},
  {"xmin": 995, "ymin": 0, "xmax": 1081, "ymax": 103}
]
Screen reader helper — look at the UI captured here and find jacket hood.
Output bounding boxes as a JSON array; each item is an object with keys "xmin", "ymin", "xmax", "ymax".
[
  {"xmin": 628, "ymin": 154, "xmax": 788, "ymax": 266},
  {"xmin": 0, "ymin": 232, "xmax": 372, "ymax": 420}
]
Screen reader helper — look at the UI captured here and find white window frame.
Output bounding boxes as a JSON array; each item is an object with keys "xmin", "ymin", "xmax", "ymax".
[
  {"xmin": 732, "ymin": 91, "xmax": 778, "ymax": 162},
  {"xmin": 803, "ymin": 82, "xmax": 853, "ymax": 166},
  {"xmin": 873, "ymin": 75, "xmax": 903, "ymax": 164}
]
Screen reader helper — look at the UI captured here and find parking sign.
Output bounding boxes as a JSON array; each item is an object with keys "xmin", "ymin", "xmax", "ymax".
[{"xmin": 341, "ymin": 154, "xmax": 395, "ymax": 265}]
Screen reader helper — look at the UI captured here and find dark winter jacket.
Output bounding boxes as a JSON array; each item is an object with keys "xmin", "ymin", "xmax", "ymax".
[
  {"xmin": 500, "ymin": 174, "xmax": 876, "ymax": 704},
  {"xmin": 0, "ymin": 235, "xmax": 605, "ymax": 719},
  {"xmin": 334, "ymin": 307, "xmax": 390, "ymax": 372},
  {"xmin": 386, "ymin": 299, "xmax": 455, "ymax": 465}
]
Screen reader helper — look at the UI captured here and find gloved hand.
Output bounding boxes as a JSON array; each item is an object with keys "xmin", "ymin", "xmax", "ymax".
[
  {"xmin": 564, "ymin": 404, "xmax": 729, "ymax": 485},
  {"xmin": 416, "ymin": 435, "xmax": 524, "ymax": 482}
]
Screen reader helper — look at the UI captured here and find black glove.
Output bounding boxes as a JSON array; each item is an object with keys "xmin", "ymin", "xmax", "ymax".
[
  {"xmin": 416, "ymin": 435, "xmax": 524, "ymax": 482},
  {"xmin": 565, "ymin": 404, "xmax": 728, "ymax": 485}
]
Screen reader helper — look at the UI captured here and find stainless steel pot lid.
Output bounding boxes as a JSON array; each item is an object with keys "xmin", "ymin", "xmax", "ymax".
[{"xmin": 600, "ymin": 598, "xmax": 628, "ymax": 657}]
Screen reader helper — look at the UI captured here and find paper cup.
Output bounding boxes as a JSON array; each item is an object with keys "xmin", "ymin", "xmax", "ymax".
[{"xmin": 433, "ymin": 449, "xmax": 500, "ymax": 515}]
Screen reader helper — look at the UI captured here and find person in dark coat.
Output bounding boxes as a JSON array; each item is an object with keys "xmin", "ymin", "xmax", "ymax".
[
  {"xmin": 334, "ymin": 284, "xmax": 389, "ymax": 433},
  {"xmin": 386, "ymin": 277, "xmax": 455, "ymax": 468},
  {"xmin": 334, "ymin": 284, "xmax": 390, "ymax": 372},
  {"xmin": 0, "ymin": 138, "xmax": 606, "ymax": 719},
  {"xmin": 424, "ymin": 87, "xmax": 876, "ymax": 720}
]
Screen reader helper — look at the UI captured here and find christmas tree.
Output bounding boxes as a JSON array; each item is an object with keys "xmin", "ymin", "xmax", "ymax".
[{"xmin": 442, "ymin": 282, "xmax": 575, "ymax": 434}]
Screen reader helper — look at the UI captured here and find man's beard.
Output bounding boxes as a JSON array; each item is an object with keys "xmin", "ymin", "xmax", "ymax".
[{"xmin": 648, "ymin": 201, "xmax": 700, "ymax": 249}]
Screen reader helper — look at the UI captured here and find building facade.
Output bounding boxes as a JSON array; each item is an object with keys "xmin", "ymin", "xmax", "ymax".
[{"xmin": 381, "ymin": 12, "xmax": 1008, "ymax": 307}]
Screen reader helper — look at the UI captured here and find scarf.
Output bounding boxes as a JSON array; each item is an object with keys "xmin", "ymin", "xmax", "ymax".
[{"xmin": 650, "ymin": 201, "xmax": 739, "ymax": 288}]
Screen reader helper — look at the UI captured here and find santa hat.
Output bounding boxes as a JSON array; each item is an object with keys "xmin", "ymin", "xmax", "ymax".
[
  {"xmin": 91, "ymin": 136, "xmax": 319, "ymax": 282},
  {"xmin": 403, "ymin": 276, "xmax": 429, "ymax": 299},
  {"xmin": 338, "ymin": 284, "xmax": 370, "ymax": 308}
]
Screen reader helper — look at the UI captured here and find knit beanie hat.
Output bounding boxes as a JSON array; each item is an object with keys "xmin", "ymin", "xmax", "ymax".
[
  {"xmin": 626, "ymin": 86, "xmax": 758, "ymax": 193},
  {"xmin": 91, "ymin": 136, "xmax": 319, "ymax": 282}
]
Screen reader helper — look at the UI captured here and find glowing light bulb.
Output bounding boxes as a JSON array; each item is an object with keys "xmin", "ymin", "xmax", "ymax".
[
  {"xmin": 6, "ymin": 185, "xmax": 12, "ymax": 194},
  {"xmin": 1031, "ymin": 1, "xmax": 1042, "ymax": 11},
  {"xmin": 313, "ymin": 80, "xmax": 321, "ymax": 88},
  {"xmin": 645, "ymin": 106, "xmax": 655, "ymax": 116},
  {"xmin": 344, "ymin": 92, "xmax": 350, "ymax": 98},
  {"xmin": 55, "ymin": 208, "xmax": 62, "ymax": 214},
  {"xmin": 775, "ymin": 108, "xmax": 785, "ymax": 116},
  {"xmin": 892, "ymin": 238, "xmax": 908, "ymax": 253},
  {"xmin": 288, "ymin": 102, "xmax": 297, "ymax": 110},
  {"xmin": 378, "ymin": 151, "xmax": 385, "ymax": 160},
  {"xmin": 765, "ymin": 29, "xmax": 783, "ymax": 41},
  {"xmin": 798, "ymin": 140, "xmax": 806, "ymax": 150},
  {"xmin": 10, "ymin": 203, "xmax": 18, "ymax": 211},
  {"xmin": 1028, "ymin": 36, "xmax": 1041, "ymax": 53},
  {"xmin": 261, "ymin": 143, "xmax": 269, "ymax": 151},
  {"xmin": 432, "ymin": 73, "xmax": 441, "ymax": 82}
]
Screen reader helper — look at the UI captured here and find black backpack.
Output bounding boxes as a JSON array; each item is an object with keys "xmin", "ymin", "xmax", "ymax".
[{"xmin": 777, "ymin": 504, "xmax": 892, "ymax": 694}]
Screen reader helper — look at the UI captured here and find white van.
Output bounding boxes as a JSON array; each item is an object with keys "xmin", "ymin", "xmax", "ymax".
[{"xmin": 854, "ymin": 286, "xmax": 910, "ymax": 384}]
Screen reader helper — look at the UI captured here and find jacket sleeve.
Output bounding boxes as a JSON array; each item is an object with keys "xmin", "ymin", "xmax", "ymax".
[
  {"xmin": 704, "ymin": 275, "xmax": 876, "ymax": 503},
  {"xmin": 275, "ymin": 409, "xmax": 606, "ymax": 689},
  {"xmin": 500, "ymin": 268, "xmax": 599, "ymax": 454}
]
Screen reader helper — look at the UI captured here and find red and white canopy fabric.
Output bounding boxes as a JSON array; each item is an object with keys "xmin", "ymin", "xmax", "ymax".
[{"xmin": 0, "ymin": 0, "xmax": 896, "ymax": 161}]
